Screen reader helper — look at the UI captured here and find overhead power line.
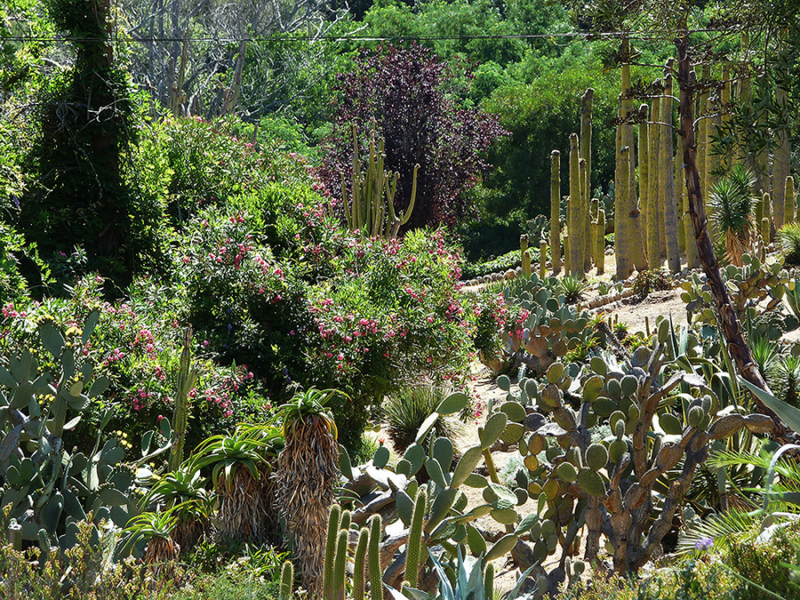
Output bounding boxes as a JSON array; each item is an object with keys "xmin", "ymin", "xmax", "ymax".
[{"xmin": 0, "ymin": 28, "xmax": 731, "ymax": 44}]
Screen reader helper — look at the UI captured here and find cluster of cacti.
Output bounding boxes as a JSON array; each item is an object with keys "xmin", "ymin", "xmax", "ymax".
[
  {"xmin": 484, "ymin": 274, "xmax": 593, "ymax": 374},
  {"xmin": 341, "ymin": 124, "xmax": 418, "ymax": 239},
  {"xmin": 321, "ymin": 506, "xmax": 381, "ymax": 600},
  {"xmin": 0, "ymin": 315, "xmax": 168, "ymax": 555},
  {"xmin": 502, "ymin": 321, "xmax": 774, "ymax": 578},
  {"xmin": 680, "ymin": 252, "xmax": 795, "ymax": 338}
]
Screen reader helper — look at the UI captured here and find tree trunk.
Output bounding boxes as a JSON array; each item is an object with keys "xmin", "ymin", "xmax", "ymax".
[{"xmin": 676, "ymin": 36, "xmax": 790, "ymax": 437}]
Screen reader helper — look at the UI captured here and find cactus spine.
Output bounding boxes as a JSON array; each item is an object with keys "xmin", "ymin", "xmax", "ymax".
[
  {"xmin": 404, "ymin": 488, "xmax": 427, "ymax": 590},
  {"xmin": 581, "ymin": 88, "xmax": 594, "ymax": 270},
  {"xmin": 539, "ymin": 241, "xmax": 547, "ymax": 279},
  {"xmin": 170, "ymin": 326, "xmax": 198, "ymax": 471},
  {"xmin": 368, "ymin": 515, "xmax": 382, "ymax": 600},
  {"xmin": 323, "ymin": 505, "xmax": 342, "ymax": 600},
  {"xmin": 786, "ymin": 176, "xmax": 796, "ymax": 225},
  {"xmin": 662, "ymin": 70, "xmax": 680, "ymax": 273},
  {"xmin": 353, "ymin": 527, "xmax": 369, "ymax": 600},
  {"xmin": 550, "ymin": 150, "xmax": 562, "ymax": 274},
  {"xmin": 521, "ymin": 235, "xmax": 532, "ymax": 278},
  {"xmin": 568, "ymin": 134, "xmax": 583, "ymax": 277},
  {"xmin": 648, "ymin": 88, "xmax": 661, "ymax": 266},
  {"xmin": 638, "ymin": 104, "xmax": 650, "ymax": 257},
  {"xmin": 280, "ymin": 560, "xmax": 295, "ymax": 600},
  {"xmin": 595, "ymin": 209, "xmax": 605, "ymax": 275}
]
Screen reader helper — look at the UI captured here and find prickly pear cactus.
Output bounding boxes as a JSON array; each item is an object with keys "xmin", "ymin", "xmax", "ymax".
[
  {"xmin": 510, "ymin": 321, "xmax": 772, "ymax": 576},
  {"xmin": 0, "ymin": 315, "xmax": 164, "ymax": 553},
  {"xmin": 680, "ymin": 252, "xmax": 795, "ymax": 338}
]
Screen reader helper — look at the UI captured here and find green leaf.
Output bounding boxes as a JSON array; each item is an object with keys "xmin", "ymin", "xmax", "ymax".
[
  {"xmin": 437, "ymin": 392, "xmax": 468, "ymax": 416},
  {"xmin": 480, "ymin": 412, "xmax": 508, "ymax": 450},
  {"xmin": 39, "ymin": 323, "xmax": 65, "ymax": 359},
  {"xmin": 339, "ymin": 446, "xmax": 353, "ymax": 480},
  {"xmin": 82, "ymin": 311, "xmax": 100, "ymax": 345},
  {"xmin": 740, "ymin": 378, "xmax": 800, "ymax": 433}
]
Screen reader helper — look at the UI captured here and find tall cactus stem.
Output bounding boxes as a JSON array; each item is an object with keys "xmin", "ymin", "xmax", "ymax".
[
  {"xmin": 404, "ymin": 489, "xmax": 427, "ymax": 589},
  {"xmin": 647, "ymin": 90, "xmax": 661, "ymax": 267},
  {"xmin": 568, "ymin": 133, "xmax": 583, "ymax": 277},
  {"xmin": 323, "ymin": 505, "xmax": 342, "ymax": 600},
  {"xmin": 484, "ymin": 562, "xmax": 495, "ymax": 600},
  {"xmin": 539, "ymin": 241, "xmax": 547, "ymax": 280},
  {"xmin": 763, "ymin": 193, "xmax": 772, "ymax": 242},
  {"xmin": 170, "ymin": 326, "xmax": 197, "ymax": 472},
  {"xmin": 280, "ymin": 560, "xmax": 295, "ymax": 600},
  {"xmin": 662, "ymin": 70, "xmax": 681, "ymax": 273},
  {"xmin": 761, "ymin": 216, "xmax": 771, "ymax": 247},
  {"xmin": 563, "ymin": 233, "xmax": 570, "ymax": 272},
  {"xmin": 580, "ymin": 158, "xmax": 591, "ymax": 271},
  {"xmin": 550, "ymin": 150, "xmax": 562, "ymax": 274},
  {"xmin": 581, "ymin": 89, "xmax": 594, "ymax": 270},
  {"xmin": 773, "ymin": 82, "xmax": 790, "ymax": 228},
  {"xmin": 332, "ymin": 528, "xmax": 349, "ymax": 600},
  {"xmin": 368, "ymin": 515, "xmax": 382, "ymax": 600},
  {"xmin": 521, "ymin": 235, "xmax": 531, "ymax": 278},
  {"xmin": 595, "ymin": 209, "xmax": 605, "ymax": 275},
  {"xmin": 353, "ymin": 527, "xmax": 369, "ymax": 600},
  {"xmin": 638, "ymin": 104, "xmax": 650, "ymax": 254},
  {"xmin": 785, "ymin": 176, "xmax": 796, "ymax": 226}
]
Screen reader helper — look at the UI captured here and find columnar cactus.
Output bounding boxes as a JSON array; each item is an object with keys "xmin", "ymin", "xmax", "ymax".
[
  {"xmin": 679, "ymin": 135, "xmax": 699, "ymax": 268},
  {"xmin": 368, "ymin": 515, "xmax": 382, "ymax": 600},
  {"xmin": 581, "ymin": 89, "xmax": 594, "ymax": 270},
  {"xmin": 280, "ymin": 561, "xmax": 295, "ymax": 600},
  {"xmin": 661, "ymin": 70, "xmax": 681, "ymax": 273},
  {"xmin": 617, "ymin": 145, "xmax": 633, "ymax": 278},
  {"xmin": 638, "ymin": 104, "xmax": 650, "ymax": 257},
  {"xmin": 580, "ymin": 158, "xmax": 591, "ymax": 271},
  {"xmin": 696, "ymin": 67, "xmax": 709, "ymax": 217},
  {"xmin": 774, "ymin": 83, "xmax": 791, "ymax": 228},
  {"xmin": 568, "ymin": 134, "xmax": 583, "ymax": 277},
  {"xmin": 539, "ymin": 241, "xmax": 547, "ymax": 279},
  {"xmin": 595, "ymin": 209, "xmax": 605, "ymax": 275},
  {"xmin": 647, "ymin": 90, "xmax": 661, "ymax": 266},
  {"xmin": 763, "ymin": 192, "xmax": 772, "ymax": 242},
  {"xmin": 404, "ymin": 488, "xmax": 427, "ymax": 589},
  {"xmin": 551, "ymin": 150, "xmax": 562, "ymax": 274},
  {"xmin": 785, "ymin": 176, "xmax": 796, "ymax": 225},
  {"xmin": 621, "ymin": 48, "xmax": 647, "ymax": 272},
  {"xmin": 521, "ymin": 234, "xmax": 532, "ymax": 278}
]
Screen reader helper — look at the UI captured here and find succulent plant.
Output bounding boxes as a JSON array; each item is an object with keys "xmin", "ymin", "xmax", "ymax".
[
  {"xmin": 510, "ymin": 320, "xmax": 773, "ymax": 579},
  {"xmin": 0, "ymin": 314, "xmax": 166, "ymax": 555}
]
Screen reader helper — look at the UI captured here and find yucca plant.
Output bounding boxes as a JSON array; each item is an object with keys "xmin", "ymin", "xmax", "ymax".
[
  {"xmin": 749, "ymin": 333, "xmax": 780, "ymax": 377},
  {"xmin": 709, "ymin": 165, "xmax": 758, "ymax": 266},
  {"xmin": 558, "ymin": 275, "xmax": 588, "ymax": 304},
  {"xmin": 383, "ymin": 385, "xmax": 462, "ymax": 456},
  {"xmin": 274, "ymin": 388, "xmax": 341, "ymax": 595},
  {"xmin": 141, "ymin": 468, "xmax": 213, "ymax": 555},
  {"xmin": 776, "ymin": 223, "xmax": 800, "ymax": 266},
  {"xmin": 189, "ymin": 424, "xmax": 283, "ymax": 545}
]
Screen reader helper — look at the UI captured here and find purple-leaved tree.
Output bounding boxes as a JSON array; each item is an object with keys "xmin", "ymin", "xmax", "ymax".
[{"xmin": 319, "ymin": 44, "xmax": 507, "ymax": 230}]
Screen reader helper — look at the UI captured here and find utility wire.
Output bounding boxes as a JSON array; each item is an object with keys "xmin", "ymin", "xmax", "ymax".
[{"xmin": 0, "ymin": 28, "xmax": 733, "ymax": 44}]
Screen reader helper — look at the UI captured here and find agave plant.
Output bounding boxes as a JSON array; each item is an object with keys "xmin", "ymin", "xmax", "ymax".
[
  {"xmin": 123, "ymin": 509, "xmax": 180, "ymax": 571},
  {"xmin": 189, "ymin": 424, "xmax": 283, "ymax": 545},
  {"xmin": 558, "ymin": 275, "xmax": 588, "ymax": 304},
  {"xmin": 709, "ymin": 165, "xmax": 757, "ymax": 266},
  {"xmin": 274, "ymin": 388, "xmax": 341, "ymax": 595},
  {"xmin": 141, "ymin": 468, "xmax": 214, "ymax": 555}
]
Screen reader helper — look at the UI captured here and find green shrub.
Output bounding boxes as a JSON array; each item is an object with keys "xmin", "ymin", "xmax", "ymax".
[
  {"xmin": 777, "ymin": 223, "xmax": 800, "ymax": 266},
  {"xmin": 727, "ymin": 523, "xmax": 800, "ymax": 599}
]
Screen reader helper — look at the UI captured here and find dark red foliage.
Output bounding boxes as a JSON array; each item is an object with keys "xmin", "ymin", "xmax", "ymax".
[{"xmin": 319, "ymin": 44, "xmax": 507, "ymax": 230}]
